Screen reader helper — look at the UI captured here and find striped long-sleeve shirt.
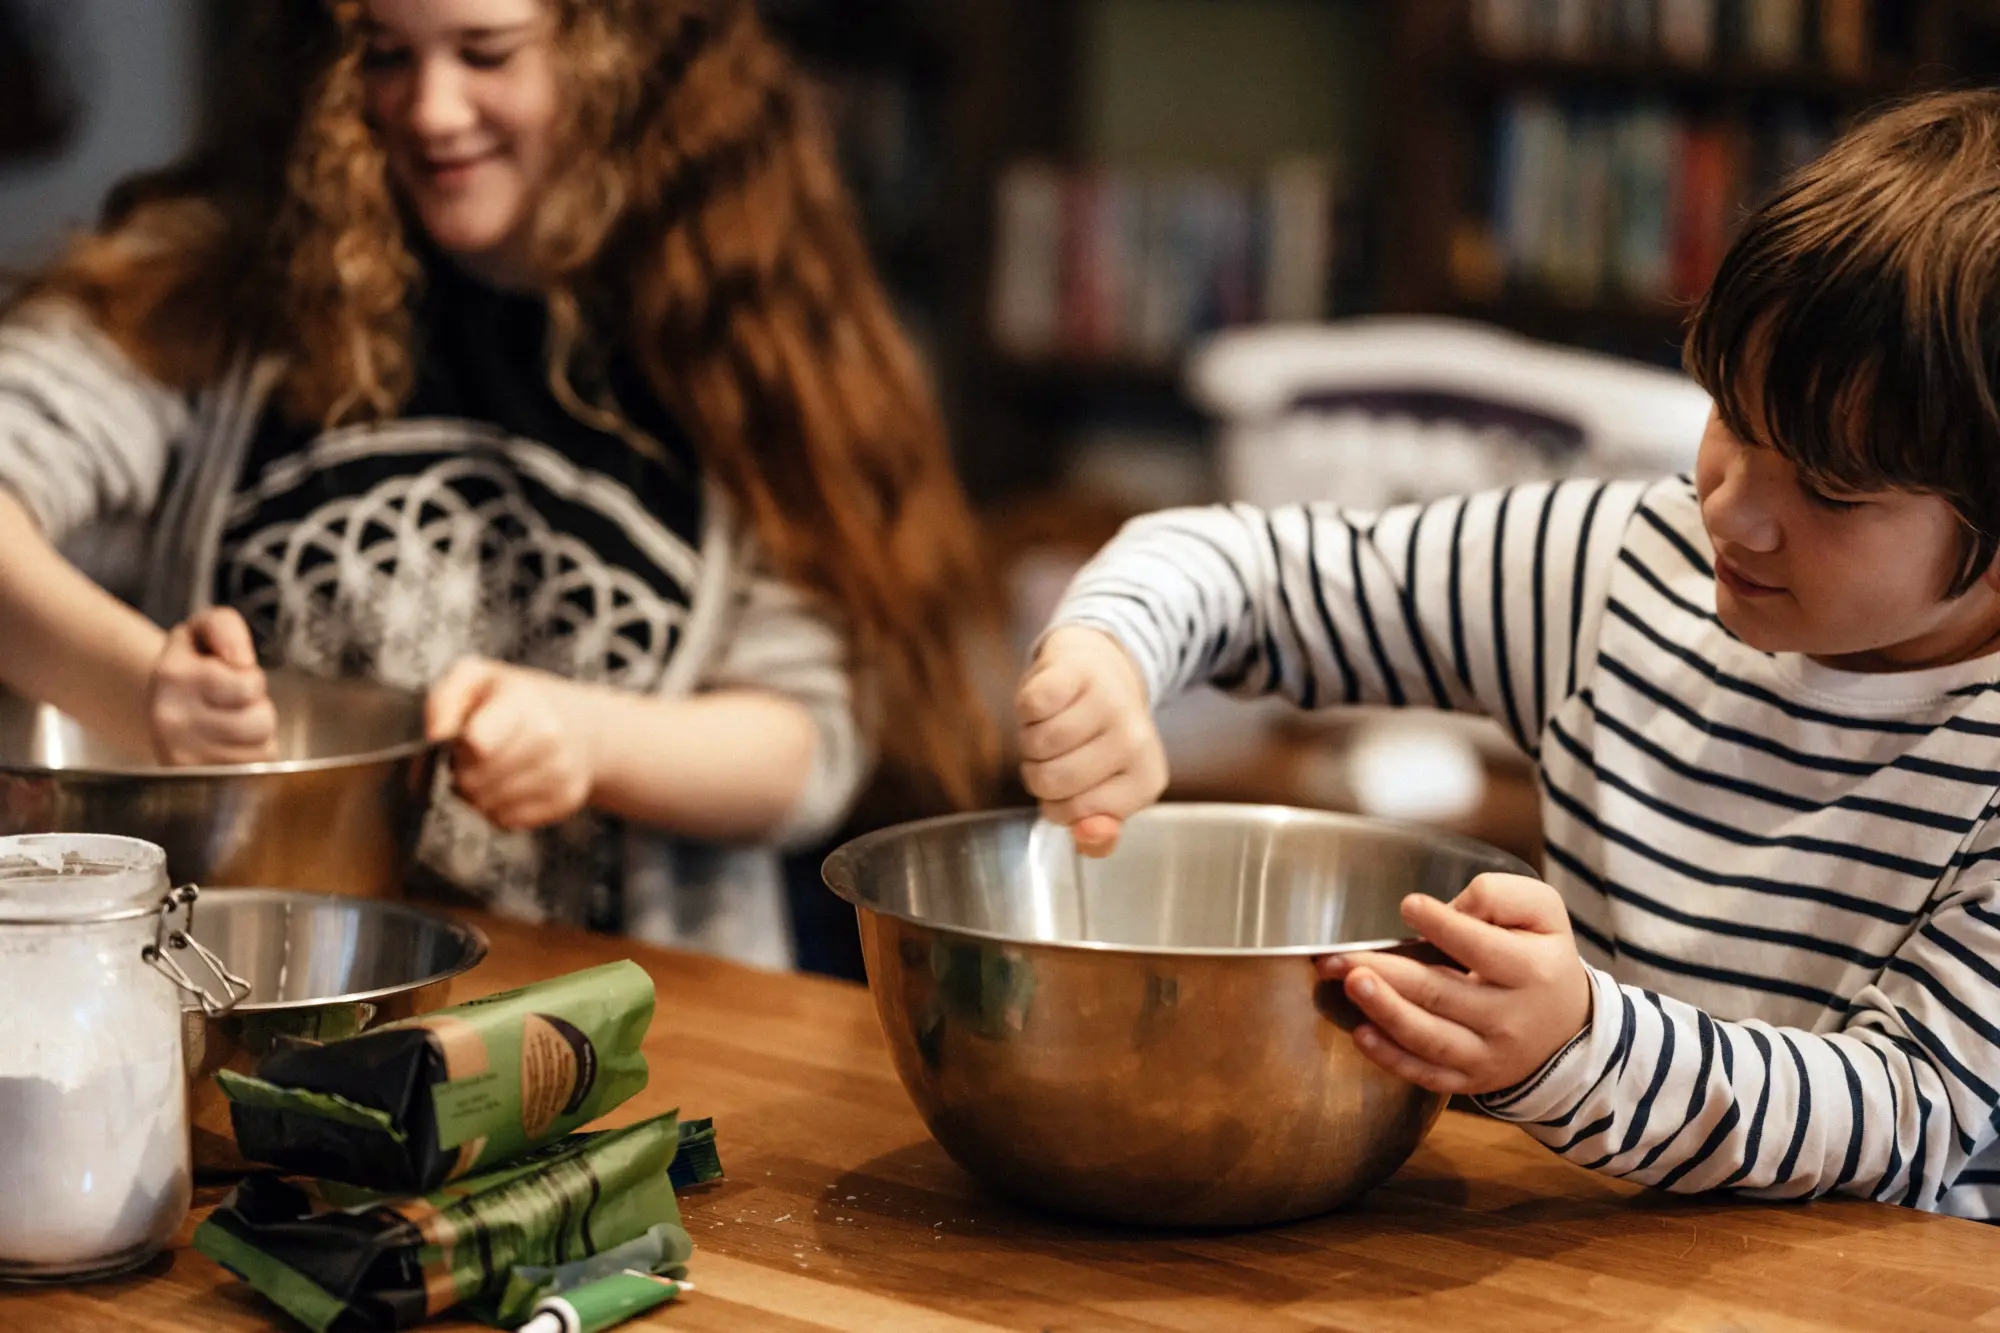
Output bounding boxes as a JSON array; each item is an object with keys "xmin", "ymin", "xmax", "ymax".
[{"xmin": 1054, "ymin": 477, "xmax": 2000, "ymax": 1219}]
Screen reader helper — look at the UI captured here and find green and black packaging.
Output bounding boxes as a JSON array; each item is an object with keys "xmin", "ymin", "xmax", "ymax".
[
  {"xmin": 218, "ymin": 961, "xmax": 654, "ymax": 1193},
  {"xmin": 193, "ymin": 1112, "xmax": 723, "ymax": 1333}
]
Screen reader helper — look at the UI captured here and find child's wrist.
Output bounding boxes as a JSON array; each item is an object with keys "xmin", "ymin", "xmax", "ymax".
[
  {"xmin": 1479, "ymin": 965, "xmax": 1613, "ymax": 1122},
  {"xmin": 1046, "ymin": 622, "xmax": 1153, "ymax": 705},
  {"xmin": 547, "ymin": 673, "xmax": 617, "ymax": 801}
]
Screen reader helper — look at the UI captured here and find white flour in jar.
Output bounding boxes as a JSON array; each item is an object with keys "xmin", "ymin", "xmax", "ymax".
[
  {"xmin": 0, "ymin": 928, "xmax": 190, "ymax": 1271},
  {"xmin": 0, "ymin": 1066, "xmax": 187, "ymax": 1266}
]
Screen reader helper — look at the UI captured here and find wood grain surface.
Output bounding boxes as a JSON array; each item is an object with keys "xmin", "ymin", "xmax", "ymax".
[{"xmin": 8, "ymin": 910, "xmax": 1998, "ymax": 1332}]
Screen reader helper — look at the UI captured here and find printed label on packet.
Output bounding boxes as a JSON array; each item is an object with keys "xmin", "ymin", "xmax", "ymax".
[
  {"xmin": 423, "ymin": 1014, "xmax": 501, "ymax": 1154},
  {"xmin": 520, "ymin": 1014, "xmax": 599, "ymax": 1138},
  {"xmin": 431, "ymin": 1072, "xmax": 507, "ymax": 1151}
]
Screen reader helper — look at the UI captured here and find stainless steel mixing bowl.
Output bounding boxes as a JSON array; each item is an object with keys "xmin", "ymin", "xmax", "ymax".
[
  {"xmin": 180, "ymin": 888, "xmax": 489, "ymax": 1175},
  {"xmin": 0, "ymin": 671, "xmax": 441, "ymax": 899},
  {"xmin": 822, "ymin": 804, "xmax": 1534, "ymax": 1228}
]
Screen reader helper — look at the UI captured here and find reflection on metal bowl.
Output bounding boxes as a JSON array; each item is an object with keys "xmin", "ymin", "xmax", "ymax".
[
  {"xmin": 179, "ymin": 889, "xmax": 488, "ymax": 1175},
  {"xmin": 822, "ymin": 804, "xmax": 1532, "ymax": 1228},
  {"xmin": 0, "ymin": 670, "xmax": 441, "ymax": 899}
]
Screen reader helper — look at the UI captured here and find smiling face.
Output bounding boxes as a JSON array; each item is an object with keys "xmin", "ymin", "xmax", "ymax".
[
  {"xmin": 361, "ymin": 0, "xmax": 560, "ymax": 287},
  {"xmin": 1693, "ymin": 406, "xmax": 2000, "ymax": 672}
]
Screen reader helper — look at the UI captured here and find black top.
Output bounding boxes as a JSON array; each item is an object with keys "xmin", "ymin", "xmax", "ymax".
[{"xmin": 215, "ymin": 257, "xmax": 706, "ymax": 928}]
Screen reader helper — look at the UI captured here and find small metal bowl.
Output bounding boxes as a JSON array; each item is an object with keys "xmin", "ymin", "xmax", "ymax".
[
  {"xmin": 0, "ymin": 670, "xmax": 441, "ymax": 900},
  {"xmin": 823, "ymin": 804, "xmax": 1532, "ymax": 1228},
  {"xmin": 180, "ymin": 889, "xmax": 489, "ymax": 1175}
]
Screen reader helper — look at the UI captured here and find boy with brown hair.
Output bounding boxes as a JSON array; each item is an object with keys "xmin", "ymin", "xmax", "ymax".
[{"xmin": 1018, "ymin": 90, "xmax": 2000, "ymax": 1215}]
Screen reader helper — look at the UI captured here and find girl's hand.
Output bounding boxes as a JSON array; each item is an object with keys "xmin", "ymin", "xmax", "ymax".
[
  {"xmin": 148, "ymin": 607, "xmax": 279, "ymax": 765},
  {"xmin": 1318, "ymin": 873, "xmax": 1593, "ymax": 1096},
  {"xmin": 1015, "ymin": 625, "xmax": 1167, "ymax": 857},
  {"xmin": 426, "ymin": 659, "xmax": 598, "ymax": 832}
]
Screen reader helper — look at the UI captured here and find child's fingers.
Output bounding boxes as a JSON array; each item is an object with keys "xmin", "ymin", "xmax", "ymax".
[
  {"xmin": 197, "ymin": 737, "xmax": 284, "ymax": 766},
  {"xmin": 1017, "ymin": 703, "xmax": 1104, "ymax": 763},
  {"xmin": 464, "ymin": 689, "xmax": 529, "ymax": 759},
  {"xmin": 193, "ymin": 658, "xmax": 269, "ymax": 710},
  {"xmin": 1344, "ymin": 964, "xmax": 1485, "ymax": 1074},
  {"xmin": 155, "ymin": 709, "xmax": 279, "ymax": 765},
  {"xmin": 1447, "ymin": 873, "xmax": 1570, "ymax": 933},
  {"xmin": 193, "ymin": 697, "xmax": 280, "ymax": 750},
  {"xmin": 457, "ymin": 760, "xmax": 539, "ymax": 813},
  {"xmin": 1326, "ymin": 949, "xmax": 1493, "ymax": 1032},
  {"xmin": 1036, "ymin": 765, "xmax": 1163, "ymax": 830},
  {"xmin": 1401, "ymin": 892, "xmax": 1537, "ymax": 988},
  {"xmin": 426, "ymin": 659, "xmax": 500, "ymax": 744},
  {"xmin": 451, "ymin": 703, "xmax": 526, "ymax": 798},
  {"xmin": 484, "ymin": 793, "xmax": 577, "ymax": 833},
  {"xmin": 463, "ymin": 741, "xmax": 575, "ymax": 814},
  {"xmin": 1349, "ymin": 1023, "xmax": 1470, "ymax": 1095},
  {"xmin": 1021, "ymin": 729, "xmax": 1130, "ymax": 803},
  {"xmin": 189, "ymin": 606, "xmax": 259, "ymax": 670},
  {"xmin": 1015, "ymin": 657, "xmax": 1089, "ymax": 727},
  {"xmin": 1069, "ymin": 813, "xmax": 1122, "ymax": 857}
]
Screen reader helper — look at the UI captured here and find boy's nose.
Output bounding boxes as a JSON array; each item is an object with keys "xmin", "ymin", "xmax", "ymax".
[{"xmin": 1701, "ymin": 456, "xmax": 1782, "ymax": 553}]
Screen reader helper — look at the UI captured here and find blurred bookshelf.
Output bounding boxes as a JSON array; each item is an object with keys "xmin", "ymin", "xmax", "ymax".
[
  {"xmin": 762, "ymin": 0, "xmax": 1385, "ymax": 503},
  {"xmin": 758, "ymin": 0, "xmax": 1077, "ymax": 501},
  {"xmin": 1384, "ymin": 0, "xmax": 1996, "ymax": 366},
  {"xmin": 761, "ymin": 1, "xmax": 2000, "ymax": 502}
]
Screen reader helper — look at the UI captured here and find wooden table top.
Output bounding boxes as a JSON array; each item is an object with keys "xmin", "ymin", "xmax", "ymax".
[{"xmin": 9, "ymin": 910, "xmax": 2000, "ymax": 1332}]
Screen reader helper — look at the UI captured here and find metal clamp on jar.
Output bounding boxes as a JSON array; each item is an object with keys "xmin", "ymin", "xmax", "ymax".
[{"xmin": 0, "ymin": 834, "xmax": 246, "ymax": 1283}]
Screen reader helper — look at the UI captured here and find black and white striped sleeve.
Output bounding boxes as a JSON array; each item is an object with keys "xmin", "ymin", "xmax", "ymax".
[
  {"xmin": 1480, "ymin": 824, "xmax": 2000, "ymax": 1210},
  {"xmin": 1051, "ymin": 480, "xmax": 1650, "ymax": 749},
  {"xmin": 0, "ymin": 299, "xmax": 188, "ymax": 542}
]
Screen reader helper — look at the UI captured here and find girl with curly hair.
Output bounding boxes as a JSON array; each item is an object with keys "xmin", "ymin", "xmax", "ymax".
[{"xmin": 0, "ymin": 0, "xmax": 995, "ymax": 957}]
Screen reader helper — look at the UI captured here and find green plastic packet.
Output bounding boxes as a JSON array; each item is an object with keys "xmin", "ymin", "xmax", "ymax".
[
  {"xmin": 475, "ymin": 1223, "xmax": 689, "ymax": 1327},
  {"xmin": 193, "ymin": 1111, "xmax": 723, "ymax": 1333},
  {"xmin": 218, "ymin": 961, "xmax": 654, "ymax": 1192}
]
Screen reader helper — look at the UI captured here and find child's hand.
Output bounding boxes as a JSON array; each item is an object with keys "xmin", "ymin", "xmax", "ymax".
[
  {"xmin": 1318, "ymin": 873, "xmax": 1592, "ymax": 1096},
  {"xmin": 427, "ymin": 659, "xmax": 598, "ymax": 832},
  {"xmin": 148, "ymin": 607, "xmax": 279, "ymax": 765},
  {"xmin": 1015, "ymin": 625, "xmax": 1167, "ymax": 857}
]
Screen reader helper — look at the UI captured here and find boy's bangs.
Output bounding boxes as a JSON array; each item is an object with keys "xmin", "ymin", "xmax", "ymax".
[{"xmin": 1688, "ymin": 249, "xmax": 1923, "ymax": 500}]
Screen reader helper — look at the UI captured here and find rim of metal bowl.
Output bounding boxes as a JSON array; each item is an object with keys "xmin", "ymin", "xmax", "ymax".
[
  {"xmin": 821, "ymin": 803, "xmax": 1536, "ymax": 959},
  {"xmin": 0, "ymin": 671, "xmax": 439, "ymax": 779},
  {"xmin": 192, "ymin": 888, "xmax": 490, "ymax": 1012},
  {"xmin": 0, "ymin": 736, "xmax": 444, "ymax": 781}
]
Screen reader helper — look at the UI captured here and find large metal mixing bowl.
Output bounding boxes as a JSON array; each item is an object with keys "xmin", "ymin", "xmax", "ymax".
[
  {"xmin": 180, "ymin": 889, "xmax": 489, "ymax": 1175},
  {"xmin": 822, "ymin": 804, "xmax": 1533, "ymax": 1228},
  {"xmin": 0, "ymin": 671, "xmax": 441, "ymax": 899}
]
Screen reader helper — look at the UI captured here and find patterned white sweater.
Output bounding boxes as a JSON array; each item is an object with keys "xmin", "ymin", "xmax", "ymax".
[
  {"xmin": 0, "ymin": 298, "xmax": 864, "ymax": 961},
  {"xmin": 1055, "ymin": 477, "xmax": 2000, "ymax": 1219}
]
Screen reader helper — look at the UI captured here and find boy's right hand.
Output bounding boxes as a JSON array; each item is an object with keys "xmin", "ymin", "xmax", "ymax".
[
  {"xmin": 147, "ymin": 607, "xmax": 279, "ymax": 765},
  {"xmin": 1015, "ymin": 625, "xmax": 1167, "ymax": 857}
]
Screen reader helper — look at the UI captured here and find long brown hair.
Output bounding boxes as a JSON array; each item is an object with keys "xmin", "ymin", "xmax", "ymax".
[{"xmin": 20, "ymin": 0, "xmax": 997, "ymax": 812}]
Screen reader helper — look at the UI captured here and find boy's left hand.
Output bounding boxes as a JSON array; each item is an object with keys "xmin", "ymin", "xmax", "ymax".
[
  {"xmin": 426, "ymin": 659, "xmax": 598, "ymax": 832},
  {"xmin": 1319, "ymin": 873, "xmax": 1592, "ymax": 1096}
]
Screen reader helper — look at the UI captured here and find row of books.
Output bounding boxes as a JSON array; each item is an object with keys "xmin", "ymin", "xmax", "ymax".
[
  {"xmin": 989, "ymin": 161, "xmax": 1339, "ymax": 367},
  {"xmin": 1483, "ymin": 96, "xmax": 1833, "ymax": 305},
  {"xmin": 1475, "ymin": 0, "xmax": 1892, "ymax": 74}
]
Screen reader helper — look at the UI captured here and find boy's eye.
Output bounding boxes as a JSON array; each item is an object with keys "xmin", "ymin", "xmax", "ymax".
[{"xmin": 1799, "ymin": 480, "xmax": 1866, "ymax": 513}]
